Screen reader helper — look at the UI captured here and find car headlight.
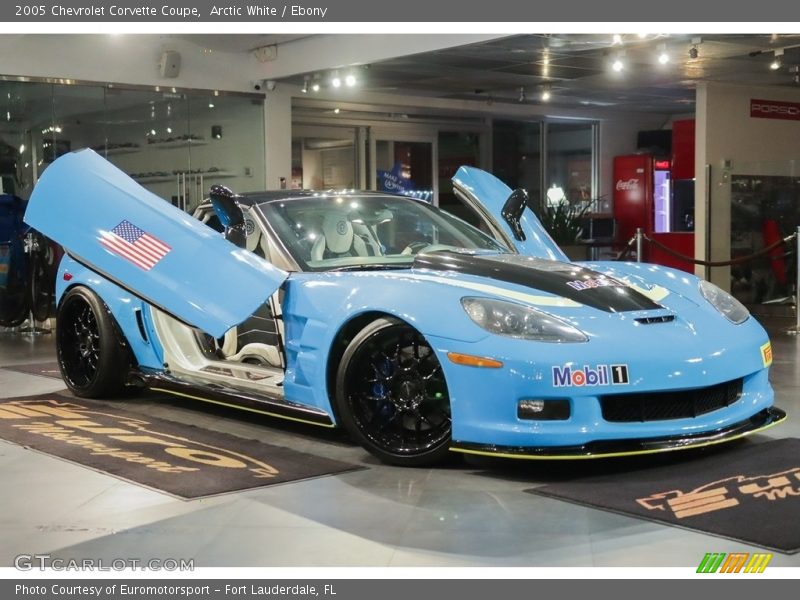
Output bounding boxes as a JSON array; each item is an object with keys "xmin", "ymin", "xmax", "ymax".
[
  {"xmin": 461, "ymin": 297, "xmax": 588, "ymax": 342},
  {"xmin": 699, "ymin": 280, "xmax": 749, "ymax": 324}
]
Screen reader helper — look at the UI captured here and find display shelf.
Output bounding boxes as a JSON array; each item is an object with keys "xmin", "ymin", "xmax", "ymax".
[
  {"xmin": 147, "ymin": 139, "xmax": 208, "ymax": 150},
  {"xmin": 133, "ymin": 170, "xmax": 237, "ymax": 184},
  {"xmin": 103, "ymin": 146, "xmax": 141, "ymax": 156}
]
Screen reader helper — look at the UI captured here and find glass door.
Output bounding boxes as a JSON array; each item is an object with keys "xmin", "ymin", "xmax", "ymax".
[{"xmin": 370, "ymin": 130, "xmax": 437, "ymax": 204}]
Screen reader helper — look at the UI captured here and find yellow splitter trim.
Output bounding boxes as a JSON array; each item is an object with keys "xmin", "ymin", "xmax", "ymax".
[{"xmin": 449, "ymin": 416, "xmax": 785, "ymax": 460}]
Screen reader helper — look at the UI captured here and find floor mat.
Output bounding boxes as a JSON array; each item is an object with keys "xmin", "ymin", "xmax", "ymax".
[
  {"xmin": 1, "ymin": 361, "xmax": 62, "ymax": 380},
  {"xmin": 526, "ymin": 438, "xmax": 800, "ymax": 553},
  {"xmin": 0, "ymin": 393, "xmax": 362, "ymax": 499}
]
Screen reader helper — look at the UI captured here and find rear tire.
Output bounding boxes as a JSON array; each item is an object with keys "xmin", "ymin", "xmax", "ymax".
[
  {"xmin": 334, "ymin": 317, "xmax": 452, "ymax": 467},
  {"xmin": 56, "ymin": 286, "xmax": 129, "ymax": 398}
]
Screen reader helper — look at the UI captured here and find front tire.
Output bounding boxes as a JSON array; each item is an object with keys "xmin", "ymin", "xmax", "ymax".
[
  {"xmin": 335, "ymin": 318, "xmax": 452, "ymax": 466},
  {"xmin": 56, "ymin": 286, "xmax": 129, "ymax": 398}
]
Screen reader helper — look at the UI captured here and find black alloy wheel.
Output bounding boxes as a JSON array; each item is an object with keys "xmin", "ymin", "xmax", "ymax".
[
  {"xmin": 335, "ymin": 317, "xmax": 452, "ymax": 466},
  {"xmin": 56, "ymin": 286, "xmax": 129, "ymax": 398}
]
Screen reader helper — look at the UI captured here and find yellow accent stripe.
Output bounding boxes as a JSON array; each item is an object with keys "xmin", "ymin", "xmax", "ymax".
[
  {"xmin": 449, "ymin": 416, "xmax": 785, "ymax": 460},
  {"xmin": 150, "ymin": 387, "xmax": 336, "ymax": 429}
]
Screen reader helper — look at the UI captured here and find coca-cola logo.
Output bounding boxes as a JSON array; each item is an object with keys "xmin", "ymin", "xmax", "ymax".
[{"xmin": 616, "ymin": 178, "xmax": 640, "ymax": 191}]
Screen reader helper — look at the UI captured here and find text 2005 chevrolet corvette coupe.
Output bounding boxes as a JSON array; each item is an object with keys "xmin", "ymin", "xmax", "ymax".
[{"xmin": 24, "ymin": 149, "xmax": 784, "ymax": 465}]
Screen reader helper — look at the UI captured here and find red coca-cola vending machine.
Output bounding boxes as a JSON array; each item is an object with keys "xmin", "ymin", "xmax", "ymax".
[{"xmin": 612, "ymin": 120, "xmax": 696, "ymax": 272}]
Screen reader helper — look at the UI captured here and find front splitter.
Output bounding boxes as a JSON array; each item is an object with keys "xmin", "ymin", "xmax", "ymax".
[{"xmin": 450, "ymin": 407, "xmax": 787, "ymax": 460}]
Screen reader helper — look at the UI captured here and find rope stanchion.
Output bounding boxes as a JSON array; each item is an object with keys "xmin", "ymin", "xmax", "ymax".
[
  {"xmin": 788, "ymin": 225, "xmax": 800, "ymax": 336},
  {"xmin": 642, "ymin": 232, "xmax": 797, "ymax": 268}
]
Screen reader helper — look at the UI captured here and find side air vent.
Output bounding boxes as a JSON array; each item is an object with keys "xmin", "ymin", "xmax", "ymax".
[{"xmin": 635, "ymin": 315, "xmax": 675, "ymax": 325}]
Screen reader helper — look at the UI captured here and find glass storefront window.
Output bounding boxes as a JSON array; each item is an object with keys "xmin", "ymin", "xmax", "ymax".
[
  {"xmin": 375, "ymin": 140, "xmax": 433, "ymax": 200},
  {"xmin": 438, "ymin": 131, "xmax": 480, "ymax": 223},
  {"xmin": 0, "ymin": 79, "xmax": 265, "ymax": 214},
  {"xmin": 292, "ymin": 127, "xmax": 357, "ymax": 189},
  {"xmin": 492, "ymin": 120, "xmax": 542, "ymax": 206},
  {"xmin": 545, "ymin": 122, "xmax": 594, "ymax": 208}
]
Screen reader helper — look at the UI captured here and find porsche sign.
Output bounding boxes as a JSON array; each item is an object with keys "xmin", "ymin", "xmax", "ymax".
[{"xmin": 750, "ymin": 99, "xmax": 800, "ymax": 121}]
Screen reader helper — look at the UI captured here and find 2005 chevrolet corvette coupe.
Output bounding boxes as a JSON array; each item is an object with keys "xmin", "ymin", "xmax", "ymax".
[{"xmin": 24, "ymin": 149, "xmax": 784, "ymax": 466}]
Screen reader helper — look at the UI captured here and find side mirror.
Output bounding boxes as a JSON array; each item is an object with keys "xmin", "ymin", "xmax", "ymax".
[
  {"xmin": 501, "ymin": 188, "xmax": 528, "ymax": 242},
  {"xmin": 209, "ymin": 185, "xmax": 246, "ymax": 248}
]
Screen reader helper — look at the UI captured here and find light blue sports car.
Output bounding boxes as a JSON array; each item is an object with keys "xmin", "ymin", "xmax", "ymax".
[{"xmin": 24, "ymin": 149, "xmax": 785, "ymax": 466}]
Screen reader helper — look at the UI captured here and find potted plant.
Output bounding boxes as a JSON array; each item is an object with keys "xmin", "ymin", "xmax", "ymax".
[{"xmin": 533, "ymin": 199, "xmax": 598, "ymax": 262}]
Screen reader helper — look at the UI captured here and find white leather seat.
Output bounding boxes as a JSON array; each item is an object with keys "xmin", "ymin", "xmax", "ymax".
[{"xmin": 311, "ymin": 211, "xmax": 370, "ymax": 261}]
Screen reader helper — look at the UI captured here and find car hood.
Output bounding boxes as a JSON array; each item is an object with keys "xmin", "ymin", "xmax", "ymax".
[{"xmin": 409, "ymin": 251, "xmax": 667, "ymax": 313}]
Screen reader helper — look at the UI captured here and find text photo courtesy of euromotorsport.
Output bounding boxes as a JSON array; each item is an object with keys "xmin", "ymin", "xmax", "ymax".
[
  {"xmin": 28, "ymin": 4, "xmax": 329, "ymax": 18},
  {"xmin": 17, "ymin": 584, "xmax": 332, "ymax": 597}
]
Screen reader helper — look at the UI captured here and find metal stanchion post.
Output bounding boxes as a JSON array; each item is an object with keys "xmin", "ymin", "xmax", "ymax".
[
  {"xmin": 788, "ymin": 227, "xmax": 800, "ymax": 336},
  {"xmin": 635, "ymin": 228, "xmax": 644, "ymax": 263},
  {"xmin": 18, "ymin": 232, "xmax": 50, "ymax": 336}
]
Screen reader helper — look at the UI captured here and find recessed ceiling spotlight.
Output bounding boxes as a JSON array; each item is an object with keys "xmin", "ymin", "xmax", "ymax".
[
  {"xmin": 612, "ymin": 57, "xmax": 624, "ymax": 72},
  {"xmin": 311, "ymin": 81, "xmax": 320, "ymax": 93},
  {"xmin": 333, "ymin": 108, "xmax": 341, "ymax": 114},
  {"xmin": 541, "ymin": 86, "xmax": 552, "ymax": 102},
  {"xmin": 345, "ymin": 74, "xmax": 357, "ymax": 87},
  {"xmin": 331, "ymin": 71, "xmax": 342, "ymax": 88},
  {"xmin": 771, "ymin": 48, "xmax": 784, "ymax": 70},
  {"xmin": 208, "ymin": 102, "xmax": 215, "ymax": 109},
  {"xmin": 658, "ymin": 43, "xmax": 669, "ymax": 65},
  {"xmin": 612, "ymin": 34, "xmax": 623, "ymax": 45}
]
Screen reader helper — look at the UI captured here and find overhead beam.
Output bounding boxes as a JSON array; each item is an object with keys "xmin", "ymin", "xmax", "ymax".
[{"xmin": 253, "ymin": 34, "xmax": 510, "ymax": 80}]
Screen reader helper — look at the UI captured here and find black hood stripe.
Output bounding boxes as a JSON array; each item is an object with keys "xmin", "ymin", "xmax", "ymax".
[{"xmin": 412, "ymin": 251, "xmax": 661, "ymax": 313}]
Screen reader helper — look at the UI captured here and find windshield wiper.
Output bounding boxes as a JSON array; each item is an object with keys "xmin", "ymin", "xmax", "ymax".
[{"xmin": 328, "ymin": 264, "xmax": 409, "ymax": 272}]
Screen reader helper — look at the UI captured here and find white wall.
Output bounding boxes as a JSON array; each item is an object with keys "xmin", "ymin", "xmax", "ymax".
[{"xmin": 695, "ymin": 82, "xmax": 800, "ymax": 288}]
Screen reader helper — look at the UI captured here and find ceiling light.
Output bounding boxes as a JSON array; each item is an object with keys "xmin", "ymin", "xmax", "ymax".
[
  {"xmin": 311, "ymin": 82, "xmax": 320, "ymax": 93},
  {"xmin": 771, "ymin": 48, "xmax": 784, "ymax": 71},
  {"xmin": 333, "ymin": 108, "xmax": 341, "ymax": 114},
  {"xmin": 612, "ymin": 58, "xmax": 624, "ymax": 72},
  {"xmin": 637, "ymin": 33, "xmax": 648, "ymax": 39},
  {"xmin": 612, "ymin": 34, "xmax": 623, "ymax": 45},
  {"xmin": 658, "ymin": 43, "xmax": 669, "ymax": 64},
  {"xmin": 540, "ymin": 86, "xmax": 551, "ymax": 102},
  {"xmin": 331, "ymin": 72, "xmax": 341, "ymax": 88},
  {"xmin": 301, "ymin": 78, "xmax": 309, "ymax": 93},
  {"xmin": 208, "ymin": 102, "xmax": 215, "ymax": 108},
  {"xmin": 19, "ymin": 144, "xmax": 25, "ymax": 154},
  {"xmin": 344, "ymin": 74, "xmax": 357, "ymax": 87}
]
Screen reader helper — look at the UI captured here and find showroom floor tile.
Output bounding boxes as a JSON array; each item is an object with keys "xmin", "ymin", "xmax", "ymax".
[{"xmin": 1, "ymin": 318, "xmax": 799, "ymax": 568}]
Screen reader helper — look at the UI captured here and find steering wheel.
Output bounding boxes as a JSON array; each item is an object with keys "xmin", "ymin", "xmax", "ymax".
[{"xmin": 400, "ymin": 242, "xmax": 453, "ymax": 256}]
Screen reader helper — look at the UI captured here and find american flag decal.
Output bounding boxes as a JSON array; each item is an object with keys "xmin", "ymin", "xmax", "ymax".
[{"xmin": 100, "ymin": 221, "xmax": 171, "ymax": 271}]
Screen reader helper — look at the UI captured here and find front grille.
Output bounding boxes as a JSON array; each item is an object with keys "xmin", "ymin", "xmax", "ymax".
[{"xmin": 600, "ymin": 379, "xmax": 743, "ymax": 422}]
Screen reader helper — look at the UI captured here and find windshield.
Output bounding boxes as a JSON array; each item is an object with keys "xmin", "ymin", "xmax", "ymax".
[{"xmin": 259, "ymin": 193, "xmax": 508, "ymax": 271}]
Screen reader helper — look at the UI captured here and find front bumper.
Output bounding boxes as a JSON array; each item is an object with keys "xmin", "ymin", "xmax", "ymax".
[{"xmin": 450, "ymin": 407, "xmax": 786, "ymax": 460}]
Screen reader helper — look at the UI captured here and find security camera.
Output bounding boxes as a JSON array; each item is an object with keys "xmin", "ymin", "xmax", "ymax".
[
  {"xmin": 689, "ymin": 46, "xmax": 699, "ymax": 59},
  {"xmin": 251, "ymin": 80, "xmax": 264, "ymax": 91}
]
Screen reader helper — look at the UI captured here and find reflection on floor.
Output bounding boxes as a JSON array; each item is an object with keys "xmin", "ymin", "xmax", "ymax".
[{"xmin": 1, "ymin": 317, "xmax": 799, "ymax": 567}]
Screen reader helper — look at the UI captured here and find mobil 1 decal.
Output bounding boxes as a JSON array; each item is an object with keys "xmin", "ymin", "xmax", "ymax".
[{"xmin": 552, "ymin": 364, "xmax": 630, "ymax": 387}]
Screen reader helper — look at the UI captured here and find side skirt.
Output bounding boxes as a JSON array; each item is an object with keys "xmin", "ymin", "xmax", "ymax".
[{"xmin": 137, "ymin": 369, "xmax": 336, "ymax": 428}]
